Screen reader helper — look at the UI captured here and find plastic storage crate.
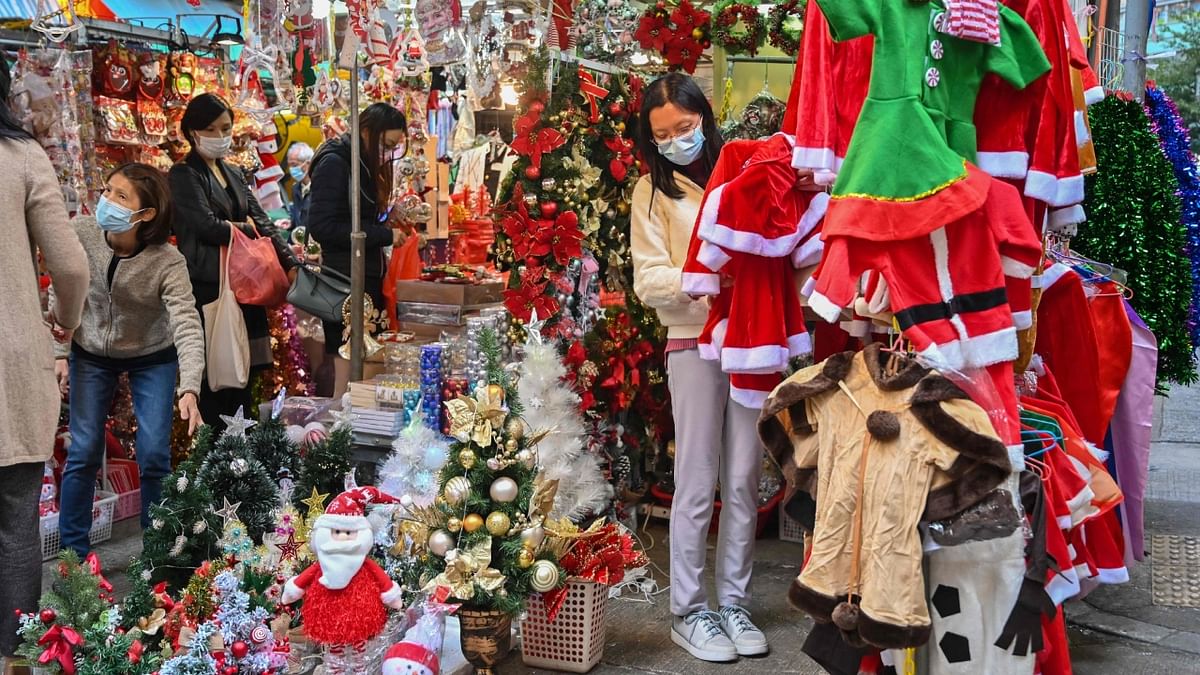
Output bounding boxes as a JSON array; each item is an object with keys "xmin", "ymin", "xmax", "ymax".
[
  {"xmin": 113, "ymin": 488, "xmax": 141, "ymax": 522},
  {"xmin": 521, "ymin": 580, "xmax": 608, "ymax": 672},
  {"xmin": 40, "ymin": 491, "xmax": 117, "ymax": 560},
  {"xmin": 779, "ymin": 500, "xmax": 805, "ymax": 543}
]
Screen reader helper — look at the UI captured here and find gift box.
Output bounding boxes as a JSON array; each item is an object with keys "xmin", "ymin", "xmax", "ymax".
[{"xmin": 396, "ymin": 279, "xmax": 504, "ymax": 307}]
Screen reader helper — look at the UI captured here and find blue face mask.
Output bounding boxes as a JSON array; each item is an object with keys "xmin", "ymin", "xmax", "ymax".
[
  {"xmin": 289, "ymin": 165, "xmax": 307, "ymax": 182},
  {"xmin": 95, "ymin": 195, "xmax": 145, "ymax": 234},
  {"xmin": 656, "ymin": 125, "xmax": 706, "ymax": 166}
]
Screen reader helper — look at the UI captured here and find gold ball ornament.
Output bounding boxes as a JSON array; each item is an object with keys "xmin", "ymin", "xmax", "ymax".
[
  {"xmin": 691, "ymin": 27, "xmax": 704, "ymax": 40},
  {"xmin": 463, "ymin": 514, "xmax": 485, "ymax": 533},
  {"xmin": 520, "ymin": 526, "xmax": 546, "ymax": 550},
  {"xmin": 516, "ymin": 449, "xmax": 536, "ymax": 469},
  {"xmin": 506, "ymin": 418, "xmax": 525, "ymax": 440},
  {"xmin": 529, "ymin": 560, "xmax": 560, "ymax": 592},
  {"xmin": 485, "ymin": 511, "xmax": 511, "ymax": 536},
  {"xmin": 616, "ymin": 121, "xmax": 626, "ymax": 133},
  {"xmin": 505, "ymin": 438, "xmax": 519, "ymax": 455},
  {"xmin": 446, "ymin": 517, "xmax": 463, "ymax": 533},
  {"xmin": 443, "ymin": 476, "xmax": 472, "ymax": 506},
  {"xmin": 517, "ymin": 548, "xmax": 535, "ymax": 568},
  {"xmin": 616, "ymin": 201, "xmax": 630, "ymax": 216},
  {"xmin": 486, "ymin": 383, "xmax": 506, "ymax": 403},
  {"xmin": 458, "ymin": 449, "xmax": 477, "ymax": 470}
]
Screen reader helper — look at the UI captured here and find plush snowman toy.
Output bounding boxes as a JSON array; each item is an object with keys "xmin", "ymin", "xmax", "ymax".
[{"xmin": 382, "ymin": 610, "xmax": 446, "ymax": 675}]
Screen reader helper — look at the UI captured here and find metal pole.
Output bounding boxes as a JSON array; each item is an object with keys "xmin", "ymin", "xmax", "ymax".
[
  {"xmin": 349, "ymin": 59, "xmax": 366, "ymax": 381},
  {"xmin": 1121, "ymin": 0, "xmax": 1150, "ymax": 100}
]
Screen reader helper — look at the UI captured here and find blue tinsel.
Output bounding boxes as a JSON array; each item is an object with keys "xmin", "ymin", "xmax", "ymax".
[{"xmin": 1145, "ymin": 84, "xmax": 1200, "ymax": 348}]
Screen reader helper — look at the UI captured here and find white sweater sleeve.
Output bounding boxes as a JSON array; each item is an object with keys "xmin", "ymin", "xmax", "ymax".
[{"xmin": 630, "ymin": 178, "xmax": 689, "ymax": 310}]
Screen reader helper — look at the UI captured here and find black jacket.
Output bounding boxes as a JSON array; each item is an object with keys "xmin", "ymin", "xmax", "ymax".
[
  {"xmin": 306, "ymin": 134, "xmax": 393, "ymax": 280},
  {"xmin": 168, "ymin": 153, "xmax": 296, "ymax": 289}
]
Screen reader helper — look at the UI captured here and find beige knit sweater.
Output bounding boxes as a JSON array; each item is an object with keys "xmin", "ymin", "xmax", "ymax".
[
  {"xmin": 1, "ymin": 139, "xmax": 89, "ymax": 467},
  {"xmin": 60, "ymin": 217, "xmax": 206, "ymax": 397}
]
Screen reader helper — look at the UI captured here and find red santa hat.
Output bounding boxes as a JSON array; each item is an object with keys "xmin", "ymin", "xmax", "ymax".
[
  {"xmin": 313, "ymin": 486, "xmax": 400, "ymax": 532},
  {"xmin": 382, "ymin": 641, "xmax": 439, "ymax": 675}
]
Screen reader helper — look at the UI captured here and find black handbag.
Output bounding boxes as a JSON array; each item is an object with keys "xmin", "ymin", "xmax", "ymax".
[{"xmin": 287, "ymin": 264, "xmax": 351, "ymax": 323}]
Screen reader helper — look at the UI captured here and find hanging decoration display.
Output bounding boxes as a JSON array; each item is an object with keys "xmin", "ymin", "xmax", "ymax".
[
  {"xmin": 767, "ymin": 0, "xmax": 804, "ymax": 55},
  {"xmin": 634, "ymin": 0, "xmax": 712, "ymax": 74},
  {"xmin": 711, "ymin": 1, "xmax": 767, "ymax": 57}
]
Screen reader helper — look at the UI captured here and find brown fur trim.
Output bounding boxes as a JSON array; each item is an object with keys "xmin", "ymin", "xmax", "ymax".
[
  {"xmin": 858, "ymin": 611, "xmax": 932, "ymax": 649},
  {"xmin": 787, "ymin": 581, "xmax": 842, "ymax": 622},
  {"xmin": 911, "ymin": 375, "xmax": 1011, "ymax": 521},
  {"xmin": 757, "ymin": 351, "xmax": 856, "ymax": 477},
  {"xmin": 862, "ymin": 343, "xmax": 929, "ymax": 391}
]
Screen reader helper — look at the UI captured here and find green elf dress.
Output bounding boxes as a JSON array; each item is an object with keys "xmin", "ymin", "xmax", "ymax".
[{"xmin": 815, "ymin": 0, "xmax": 1050, "ymax": 241}]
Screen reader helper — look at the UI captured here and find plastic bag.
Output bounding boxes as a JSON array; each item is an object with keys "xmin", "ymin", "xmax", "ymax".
[
  {"xmin": 382, "ymin": 234, "xmax": 422, "ymax": 329},
  {"xmin": 228, "ymin": 224, "xmax": 289, "ymax": 307}
]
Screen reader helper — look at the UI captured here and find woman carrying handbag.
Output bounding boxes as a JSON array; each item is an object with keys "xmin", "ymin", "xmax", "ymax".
[{"xmin": 169, "ymin": 93, "xmax": 298, "ymax": 431}]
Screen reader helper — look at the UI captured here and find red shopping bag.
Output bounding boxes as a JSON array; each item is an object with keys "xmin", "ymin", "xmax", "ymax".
[
  {"xmin": 382, "ymin": 234, "xmax": 422, "ymax": 330},
  {"xmin": 228, "ymin": 225, "xmax": 290, "ymax": 306}
]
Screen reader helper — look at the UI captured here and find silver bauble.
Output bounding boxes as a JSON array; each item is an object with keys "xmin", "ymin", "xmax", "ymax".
[
  {"xmin": 428, "ymin": 530, "xmax": 454, "ymax": 557},
  {"xmin": 489, "ymin": 477, "xmax": 520, "ymax": 503}
]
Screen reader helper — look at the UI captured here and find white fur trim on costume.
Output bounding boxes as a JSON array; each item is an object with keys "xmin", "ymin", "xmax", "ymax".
[
  {"xmin": 697, "ymin": 338, "xmax": 720, "ymax": 362},
  {"xmin": 1084, "ymin": 86, "xmax": 1105, "ymax": 106},
  {"xmin": 976, "ymin": 151, "xmax": 1029, "ymax": 179},
  {"xmin": 1055, "ymin": 175, "xmax": 1085, "ymax": 207},
  {"xmin": 791, "ymin": 235, "xmax": 825, "ymax": 269},
  {"xmin": 313, "ymin": 514, "xmax": 371, "ymax": 532},
  {"xmin": 792, "ymin": 145, "xmax": 836, "ymax": 172},
  {"xmin": 721, "ymin": 345, "xmax": 788, "ymax": 374},
  {"xmin": 1011, "ymin": 309, "xmax": 1033, "ymax": 331},
  {"xmin": 806, "ymin": 289, "xmax": 844, "ymax": 323},
  {"xmin": 680, "ymin": 272, "xmax": 720, "ymax": 296},
  {"xmin": 380, "ymin": 582, "xmax": 404, "ymax": 608},
  {"xmin": 917, "ymin": 340, "xmax": 968, "ymax": 373},
  {"xmin": 729, "ymin": 384, "xmax": 770, "ymax": 410},
  {"xmin": 257, "ymin": 138, "xmax": 279, "ymax": 153},
  {"xmin": 281, "ymin": 578, "xmax": 305, "ymax": 605},
  {"xmin": 787, "ymin": 332, "xmax": 813, "ymax": 357},
  {"xmin": 961, "ymin": 326, "xmax": 1019, "ymax": 369},
  {"xmin": 696, "ymin": 241, "xmax": 732, "ymax": 272},
  {"xmin": 1058, "ymin": 515, "xmax": 1074, "ymax": 530},
  {"xmin": 1047, "ymin": 568, "xmax": 1081, "ymax": 606},
  {"xmin": 1024, "ymin": 170, "xmax": 1060, "ymax": 205},
  {"xmin": 1049, "ymin": 204, "xmax": 1086, "ymax": 231},
  {"xmin": 1001, "ymin": 256, "xmax": 1037, "ymax": 279},
  {"xmin": 1095, "ymin": 566, "xmax": 1130, "ymax": 585},
  {"xmin": 698, "ymin": 188, "xmax": 831, "ymax": 258},
  {"xmin": 1074, "ymin": 111, "xmax": 1091, "ymax": 146},
  {"xmin": 1037, "ymin": 263, "xmax": 1073, "ymax": 291}
]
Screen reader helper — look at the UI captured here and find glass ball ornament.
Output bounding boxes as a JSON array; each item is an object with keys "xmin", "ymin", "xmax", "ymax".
[
  {"xmin": 489, "ymin": 477, "xmax": 519, "ymax": 502},
  {"xmin": 520, "ymin": 525, "xmax": 545, "ymax": 549},
  {"xmin": 444, "ymin": 476, "xmax": 472, "ymax": 505},
  {"xmin": 458, "ymin": 449, "xmax": 477, "ymax": 470},
  {"xmin": 505, "ymin": 438, "xmax": 519, "ymax": 455},
  {"xmin": 486, "ymin": 457, "xmax": 502, "ymax": 471},
  {"xmin": 506, "ymin": 418, "xmax": 525, "ymax": 440},
  {"xmin": 516, "ymin": 449, "xmax": 535, "ymax": 468},
  {"xmin": 541, "ymin": 177, "xmax": 557, "ymax": 192},
  {"xmin": 463, "ymin": 513, "xmax": 484, "ymax": 533},
  {"xmin": 412, "ymin": 157, "xmax": 431, "ymax": 176},
  {"xmin": 428, "ymin": 529, "xmax": 454, "ymax": 556},
  {"xmin": 396, "ymin": 157, "xmax": 417, "ymax": 177},
  {"xmin": 485, "ymin": 511, "xmax": 511, "ymax": 536},
  {"xmin": 517, "ymin": 548, "xmax": 534, "ymax": 568},
  {"xmin": 447, "ymin": 517, "xmax": 463, "ymax": 533},
  {"xmin": 529, "ymin": 559, "xmax": 560, "ymax": 592}
]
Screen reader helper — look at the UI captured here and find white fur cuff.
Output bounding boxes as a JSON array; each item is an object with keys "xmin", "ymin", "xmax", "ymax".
[
  {"xmin": 380, "ymin": 582, "xmax": 404, "ymax": 609},
  {"xmin": 281, "ymin": 578, "xmax": 305, "ymax": 605}
]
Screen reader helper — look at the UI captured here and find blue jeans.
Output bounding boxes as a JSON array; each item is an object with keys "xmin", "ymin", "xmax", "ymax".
[{"xmin": 59, "ymin": 356, "xmax": 177, "ymax": 556}]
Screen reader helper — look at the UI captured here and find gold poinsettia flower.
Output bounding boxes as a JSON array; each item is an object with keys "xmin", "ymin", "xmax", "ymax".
[{"xmin": 422, "ymin": 538, "xmax": 506, "ymax": 600}]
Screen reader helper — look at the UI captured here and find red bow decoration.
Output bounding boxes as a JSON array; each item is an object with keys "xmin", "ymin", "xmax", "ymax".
[
  {"xmin": 152, "ymin": 582, "xmax": 176, "ymax": 611},
  {"xmin": 541, "ymin": 524, "xmax": 648, "ymax": 622},
  {"xmin": 127, "ymin": 639, "xmax": 145, "ymax": 664},
  {"xmin": 604, "ymin": 136, "xmax": 635, "ymax": 182},
  {"xmin": 38, "ymin": 625, "xmax": 83, "ymax": 674},
  {"xmin": 578, "ymin": 68, "xmax": 609, "ymax": 124},
  {"xmin": 511, "ymin": 109, "xmax": 566, "ymax": 169},
  {"xmin": 84, "ymin": 553, "xmax": 113, "ymax": 595}
]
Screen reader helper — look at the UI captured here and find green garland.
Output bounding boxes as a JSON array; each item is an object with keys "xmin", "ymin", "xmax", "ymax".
[
  {"xmin": 768, "ymin": 0, "xmax": 804, "ymax": 55},
  {"xmin": 712, "ymin": 0, "xmax": 766, "ymax": 56},
  {"xmin": 1075, "ymin": 96, "xmax": 1197, "ymax": 387}
]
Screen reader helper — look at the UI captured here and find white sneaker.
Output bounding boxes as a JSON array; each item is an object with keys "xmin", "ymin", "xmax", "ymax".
[
  {"xmin": 719, "ymin": 604, "xmax": 769, "ymax": 656},
  {"xmin": 671, "ymin": 610, "xmax": 738, "ymax": 662}
]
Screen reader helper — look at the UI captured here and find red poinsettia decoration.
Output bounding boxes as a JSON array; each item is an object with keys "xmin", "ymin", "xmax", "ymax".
[
  {"xmin": 604, "ymin": 136, "xmax": 636, "ymax": 182},
  {"xmin": 541, "ymin": 523, "xmax": 648, "ymax": 622},
  {"xmin": 510, "ymin": 108, "xmax": 566, "ymax": 169},
  {"xmin": 503, "ymin": 272, "xmax": 559, "ymax": 323},
  {"xmin": 671, "ymin": 0, "xmax": 710, "ymax": 35},
  {"xmin": 563, "ymin": 340, "xmax": 599, "ymax": 412},
  {"xmin": 634, "ymin": 0, "xmax": 711, "ymax": 74},
  {"xmin": 634, "ymin": 9, "xmax": 670, "ymax": 52},
  {"xmin": 531, "ymin": 210, "xmax": 585, "ymax": 266}
]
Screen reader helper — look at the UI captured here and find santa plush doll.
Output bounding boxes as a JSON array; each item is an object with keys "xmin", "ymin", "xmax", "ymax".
[
  {"xmin": 281, "ymin": 487, "xmax": 405, "ymax": 648},
  {"xmin": 381, "ymin": 609, "xmax": 446, "ymax": 675}
]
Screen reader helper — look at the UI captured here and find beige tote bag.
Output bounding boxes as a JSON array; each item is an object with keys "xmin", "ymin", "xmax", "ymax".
[{"xmin": 202, "ymin": 234, "xmax": 250, "ymax": 391}]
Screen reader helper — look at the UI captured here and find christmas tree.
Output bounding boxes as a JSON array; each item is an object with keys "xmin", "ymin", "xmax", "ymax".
[
  {"xmin": 249, "ymin": 414, "xmax": 301, "ymax": 487},
  {"xmin": 196, "ymin": 410, "xmax": 280, "ymax": 542},
  {"xmin": 402, "ymin": 329, "xmax": 567, "ymax": 616},
  {"xmin": 378, "ymin": 411, "xmax": 451, "ymax": 506},
  {"xmin": 293, "ymin": 422, "xmax": 353, "ymax": 517},
  {"xmin": 120, "ymin": 558, "xmax": 156, "ymax": 633},
  {"xmin": 144, "ymin": 432, "xmax": 222, "ymax": 588},
  {"xmin": 1077, "ymin": 95, "xmax": 1197, "ymax": 386},
  {"xmin": 517, "ymin": 327, "xmax": 612, "ymax": 521}
]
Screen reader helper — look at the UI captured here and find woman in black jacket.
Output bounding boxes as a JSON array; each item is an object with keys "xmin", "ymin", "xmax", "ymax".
[
  {"xmin": 168, "ymin": 93, "xmax": 297, "ymax": 431},
  {"xmin": 307, "ymin": 103, "xmax": 408, "ymax": 398}
]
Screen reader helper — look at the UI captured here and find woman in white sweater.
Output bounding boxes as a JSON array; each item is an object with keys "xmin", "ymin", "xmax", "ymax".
[{"xmin": 630, "ymin": 73, "xmax": 768, "ymax": 663}]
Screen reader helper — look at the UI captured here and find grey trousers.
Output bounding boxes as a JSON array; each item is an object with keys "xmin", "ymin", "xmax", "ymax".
[
  {"xmin": 0, "ymin": 462, "xmax": 42, "ymax": 657},
  {"xmin": 667, "ymin": 349, "xmax": 764, "ymax": 616}
]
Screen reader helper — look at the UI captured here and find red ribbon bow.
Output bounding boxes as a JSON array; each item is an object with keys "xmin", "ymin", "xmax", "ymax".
[
  {"xmin": 84, "ymin": 553, "xmax": 113, "ymax": 595},
  {"xmin": 578, "ymin": 69, "xmax": 610, "ymax": 124},
  {"xmin": 38, "ymin": 625, "xmax": 83, "ymax": 674}
]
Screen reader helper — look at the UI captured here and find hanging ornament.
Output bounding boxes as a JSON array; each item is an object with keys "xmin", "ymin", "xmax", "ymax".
[
  {"xmin": 447, "ymin": 517, "xmax": 463, "ymax": 533},
  {"xmin": 520, "ymin": 526, "xmax": 545, "ymax": 549},
  {"xmin": 39, "ymin": 609, "xmax": 57, "ymax": 624},
  {"xmin": 458, "ymin": 449, "xmax": 477, "ymax": 470},
  {"xmin": 463, "ymin": 514, "xmax": 484, "ymax": 533},
  {"xmin": 485, "ymin": 511, "xmax": 511, "ymax": 536},
  {"xmin": 504, "ymin": 438, "xmax": 520, "ymax": 455},
  {"xmin": 540, "ymin": 202, "xmax": 559, "ymax": 219},
  {"xmin": 428, "ymin": 529, "xmax": 454, "ymax": 556},
  {"xmin": 231, "ymin": 640, "xmax": 249, "ymax": 659},
  {"xmin": 489, "ymin": 477, "xmax": 519, "ymax": 502},
  {"xmin": 524, "ymin": 193, "xmax": 540, "ymax": 207},
  {"xmin": 524, "ymin": 165, "xmax": 541, "ymax": 180},
  {"xmin": 541, "ymin": 177, "xmax": 558, "ymax": 192},
  {"xmin": 506, "ymin": 419, "xmax": 526, "ymax": 440},
  {"xmin": 516, "ymin": 449, "xmax": 535, "ymax": 468},
  {"xmin": 517, "ymin": 548, "xmax": 535, "ymax": 568},
  {"xmin": 444, "ymin": 476, "xmax": 472, "ymax": 506},
  {"xmin": 529, "ymin": 560, "xmax": 560, "ymax": 592}
]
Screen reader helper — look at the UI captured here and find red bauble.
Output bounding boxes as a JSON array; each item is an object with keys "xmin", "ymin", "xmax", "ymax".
[
  {"xmin": 223, "ymin": 667, "xmax": 238, "ymax": 675},
  {"xmin": 562, "ymin": 121, "xmax": 574, "ymax": 133},
  {"xmin": 39, "ymin": 608, "xmax": 57, "ymax": 624},
  {"xmin": 529, "ymin": 101, "xmax": 545, "ymax": 115},
  {"xmin": 231, "ymin": 640, "xmax": 249, "ymax": 659},
  {"xmin": 608, "ymin": 102, "xmax": 625, "ymax": 119},
  {"xmin": 539, "ymin": 202, "xmax": 559, "ymax": 219},
  {"xmin": 524, "ymin": 164, "xmax": 541, "ymax": 180}
]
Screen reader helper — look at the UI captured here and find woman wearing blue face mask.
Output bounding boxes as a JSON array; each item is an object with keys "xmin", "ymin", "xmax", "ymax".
[
  {"xmin": 630, "ymin": 73, "xmax": 768, "ymax": 663},
  {"xmin": 286, "ymin": 141, "xmax": 314, "ymax": 230},
  {"xmin": 54, "ymin": 163, "xmax": 206, "ymax": 557}
]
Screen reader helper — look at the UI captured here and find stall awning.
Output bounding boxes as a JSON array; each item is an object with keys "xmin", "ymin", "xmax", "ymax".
[
  {"xmin": 86, "ymin": 0, "xmax": 241, "ymax": 36},
  {"xmin": 0, "ymin": 1, "xmax": 48, "ymax": 20}
]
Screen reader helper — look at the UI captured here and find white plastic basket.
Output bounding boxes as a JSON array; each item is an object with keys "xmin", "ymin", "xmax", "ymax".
[
  {"xmin": 113, "ymin": 488, "xmax": 141, "ymax": 522},
  {"xmin": 40, "ymin": 490, "xmax": 117, "ymax": 560},
  {"xmin": 521, "ymin": 579, "xmax": 608, "ymax": 672},
  {"xmin": 779, "ymin": 501, "xmax": 805, "ymax": 544}
]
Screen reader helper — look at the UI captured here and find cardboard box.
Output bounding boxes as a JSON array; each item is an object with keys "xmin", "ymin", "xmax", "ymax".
[{"xmin": 396, "ymin": 280, "xmax": 504, "ymax": 307}]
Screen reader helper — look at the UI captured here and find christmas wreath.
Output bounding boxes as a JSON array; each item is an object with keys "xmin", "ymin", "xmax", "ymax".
[
  {"xmin": 634, "ymin": 0, "xmax": 712, "ymax": 73},
  {"xmin": 713, "ymin": 1, "xmax": 766, "ymax": 57},
  {"xmin": 768, "ymin": 0, "xmax": 804, "ymax": 56}
]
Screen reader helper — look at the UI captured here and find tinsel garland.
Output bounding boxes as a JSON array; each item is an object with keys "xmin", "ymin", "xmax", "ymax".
[
  {"xmin": 1144, "ymin": 83, "xmax": 1200, "ymax": 348},
  {"xmin": 251, "ymin": 305, "xmax": 316, "ymax": 408},
  {"xmin": 1076, "ymin": 95, "xmax": 1197, "ymax": 386}
]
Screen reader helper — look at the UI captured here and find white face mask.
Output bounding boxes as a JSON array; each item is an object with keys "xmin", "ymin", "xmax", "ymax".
[{"xmin": 195, "ymin": 133, "xmax": 233, "ymax": 159}]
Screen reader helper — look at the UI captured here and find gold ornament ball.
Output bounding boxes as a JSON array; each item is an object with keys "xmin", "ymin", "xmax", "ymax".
[
  {"xmin": 691, "ymin": 27, "xmax": 704, "ymax": 40},
  {"xmin": 505, "ymin": 438, "xmax": 519, "ymax": 455},
  {"xmin": 517, "ymin": 548, "xmax": 535, "ymax": 568},
  {"xmin": 463, "ymin": 514, "xmax": 485, "ymax": 533},
  {"xmin": 486, "ymin": 383, "xmax": 506, "ymax": 403},
  {"xmin": 446, "ymin": 517, "xmax": 463, "ymax": 533},
  {"xmin": 616, "ymin": 201, "xmax": 630, "ymax": 216},
  {"xmin": 616, "ymin": 121, "xmax": 626, "ymax": 133},
  {"xmin": 520, "ymin": 526, "xmax": 546, "ymax": 550},
  {"xmin": 458, "ymin": 449, "xmax": 477, "ymax": 470},
  {"xmin": 516, "ymin": 449, "xmax": 536, "ymax": 469},
  {"xmin": 485, "ymin": 511, "xmax": 511, "ymax": 536},
  {"xmin": 506, "ymin": 419, "xmax": 525, "ymax": 440},
  {"xmin": 529, "ymin": 559, "xmax": 560, "ymax": 592},
  {"xmin": 444, "ymin": 476, "xmax": 472, "ymax": 506}
]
